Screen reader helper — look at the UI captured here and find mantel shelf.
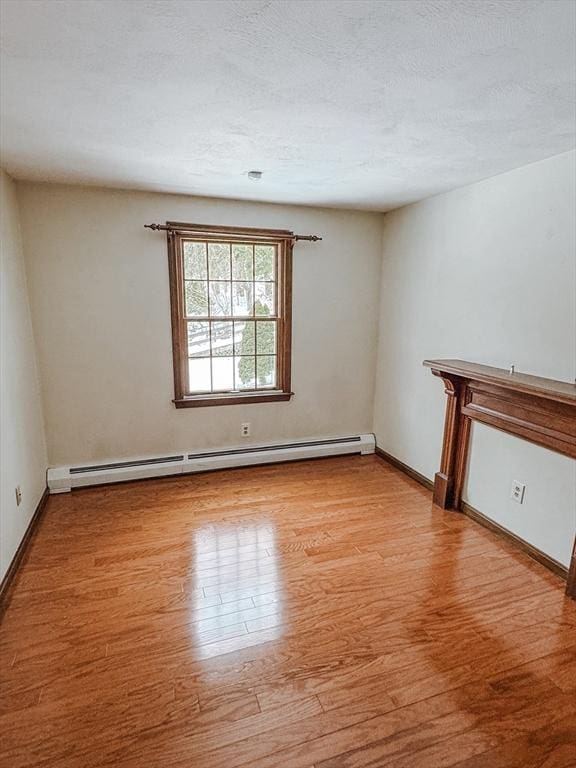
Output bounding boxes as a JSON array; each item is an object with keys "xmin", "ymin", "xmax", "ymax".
[
  {"xmin": 423, "ymin": 359, "xmax": 576, "ymax": 406},
  {"xmin": 423, "ymin": 358, "xmax": 576, "ymax": 600}
]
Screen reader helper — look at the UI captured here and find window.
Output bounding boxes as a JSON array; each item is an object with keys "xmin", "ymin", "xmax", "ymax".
[{"xmin": 167, "ymin": 222, "xmax": 293, "ymax": 407}]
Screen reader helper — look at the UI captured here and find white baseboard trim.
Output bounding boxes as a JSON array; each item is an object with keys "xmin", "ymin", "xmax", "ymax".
[{"xmin": 47, "ymin": 434, "xmax": 375, "ymax": 493}]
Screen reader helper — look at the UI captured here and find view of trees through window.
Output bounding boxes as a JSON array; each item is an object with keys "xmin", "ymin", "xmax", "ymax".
[{"xmin": 182, "ymin": 240, "xmax": 278, "ymax": 393}]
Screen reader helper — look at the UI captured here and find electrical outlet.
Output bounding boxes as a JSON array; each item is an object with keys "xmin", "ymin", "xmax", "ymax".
[
  {"xmin": 15, "ymin": 486, "xmax": 22, "ymax": 506},
  {"xmin": 241, "ymin": 422, "xmax": 251, "ymax": 438},
  {"xmin": 510, "ymin": 480, "xmax": 525, "ymax": 504}
]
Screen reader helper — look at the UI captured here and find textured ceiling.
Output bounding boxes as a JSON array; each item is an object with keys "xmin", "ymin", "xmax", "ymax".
[{"xmin": 0, "ymin": 0, "xmax": 575, "ymax": 210}]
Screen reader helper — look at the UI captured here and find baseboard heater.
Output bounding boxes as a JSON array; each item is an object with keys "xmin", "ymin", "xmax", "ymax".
[{"xmin": 47, "ymin": 434, "xmax": 375, "ymax": 493}]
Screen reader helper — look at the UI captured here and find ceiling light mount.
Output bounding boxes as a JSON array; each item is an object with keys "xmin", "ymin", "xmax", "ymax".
[{"xmin": 247, "ymin": 170, "xmax": 263, "ymax": 181}]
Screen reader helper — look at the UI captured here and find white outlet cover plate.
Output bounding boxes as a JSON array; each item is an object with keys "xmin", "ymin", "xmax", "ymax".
[{"xmin": 510, "ymin": 481, "xmax": 526, "ymax": 504}]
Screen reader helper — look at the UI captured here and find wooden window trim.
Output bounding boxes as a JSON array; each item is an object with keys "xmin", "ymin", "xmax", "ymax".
[{"xmin": 167, "ymin": 223, "xmax": 293, "ymax": 408}]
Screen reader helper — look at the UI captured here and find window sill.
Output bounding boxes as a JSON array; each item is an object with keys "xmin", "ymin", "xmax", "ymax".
[{"xmin": 173, "ymin": 391, "xmax": 294, "ymax": 408}]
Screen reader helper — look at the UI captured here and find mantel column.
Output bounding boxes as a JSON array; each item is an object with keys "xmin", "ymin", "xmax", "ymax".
[
  {"xmin": 567, "ymin": 539, "xmax": 576, "ymax": 600},
  {"xmin": 431, "ymin": 371, "xmax": 471, "ymax": 510}
]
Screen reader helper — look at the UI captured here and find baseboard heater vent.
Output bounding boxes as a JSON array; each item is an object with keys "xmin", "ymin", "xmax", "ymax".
[
  {"xmin": 48, "ymin": 434, "xmax": 375, "ymax": 493},
  {"xmin": 69, "ymin": 455, "xmax": 185, "ymax": 474},
  {"xmin": 188, "ymin": 436, "xmax": 361, "ymax": 460}
]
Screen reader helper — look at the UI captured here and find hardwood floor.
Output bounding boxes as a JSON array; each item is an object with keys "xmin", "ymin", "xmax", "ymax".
[{"xmin": 1, "ymin": 455, "xmax": 575, "ymax": 767}]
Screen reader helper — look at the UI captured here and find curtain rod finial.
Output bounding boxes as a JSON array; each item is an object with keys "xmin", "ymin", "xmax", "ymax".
[{"xmin": 294, "ymin": 234, "xmax": 322, "ymax": 242}]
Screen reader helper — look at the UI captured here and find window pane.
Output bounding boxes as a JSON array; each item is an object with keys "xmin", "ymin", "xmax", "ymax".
[
  {"xmin": 254, "ymin": 282, "xmax": 275, "ymax": 315},
  {"xmin": 232, "ymin": 244, "xmax": 253, "ymax": 280},
  {"xmin": 185, "ymin": 281, "xmax": 208, "ymax": 316},
  {"xmin": 212, "ymin": 356, "xmax": 234, "ymax": 391},
  {"xmin": 184, "ymin": 242, "xmax": 207, "ymax": 279},
  {"xmin": 257, "ymin": 356, "xmax": 276, "ymax": 388},
  {"xmin": 187, "ymin": 321, "xmax": 210, "ymax": 357},
  {"xmin": 188, "ymin": 357, "xmax": 211, "ymax": 393},
  {"xmin": 256, "ymin": 320, "xmax": 276, "ymax": 354},
  {"xmin": 208, "ymin": 243, "xmax": 231, "ymax": 279},
  {"xmin": 234, "ymin": 321, "xmax": 255, "ymax": 355},
  {"xmin": 232, "ymin": 282, "xmax": 253, "ymax": 317},
  {"xmin": 255, "ymin": 245, "xmax": 275, "ymax": 281},
  {"xmin": 236, "ymin": 356, "xmax": 255, "ymax": 390},
  {"xmin": 209, "ymin": 282, "xmax": 231, "ymax": 316},
  {"xmin": 211, "ymin": 321, "xmax": 233, "ymax": 356}
]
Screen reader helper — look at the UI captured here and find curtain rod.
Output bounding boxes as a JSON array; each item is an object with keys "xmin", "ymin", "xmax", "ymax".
[{"xmin": 144, "ymin": 223, "xmax": 322, "ymax": 242}]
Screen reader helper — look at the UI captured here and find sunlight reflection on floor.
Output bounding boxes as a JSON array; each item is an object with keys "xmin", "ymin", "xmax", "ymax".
[{"xmin": 191, "ymin": 523, "xmax": 284, "ymax": 650}]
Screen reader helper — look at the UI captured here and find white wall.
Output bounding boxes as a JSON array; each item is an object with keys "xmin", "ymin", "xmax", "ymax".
[
  {"xmin": 373, "ymin": 151, "xmax": 576, "ymax": 567},
  {"xmin": 17, "ymin": 183, "xmax": 383, "ymax": 466},
  {"xmin": 0, "ymin": 170, "xmax": 48, "ymax": 582}
]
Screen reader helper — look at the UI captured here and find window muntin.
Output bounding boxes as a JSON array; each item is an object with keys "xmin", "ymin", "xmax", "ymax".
[{"xmin": 183, "ymin": 240, "xmax": 278, "ymax": 394}]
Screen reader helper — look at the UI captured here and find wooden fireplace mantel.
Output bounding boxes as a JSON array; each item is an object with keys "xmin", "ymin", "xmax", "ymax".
[{"xmin": 423, "ymin": 359, "xmax": 576, "ymax": 599}]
